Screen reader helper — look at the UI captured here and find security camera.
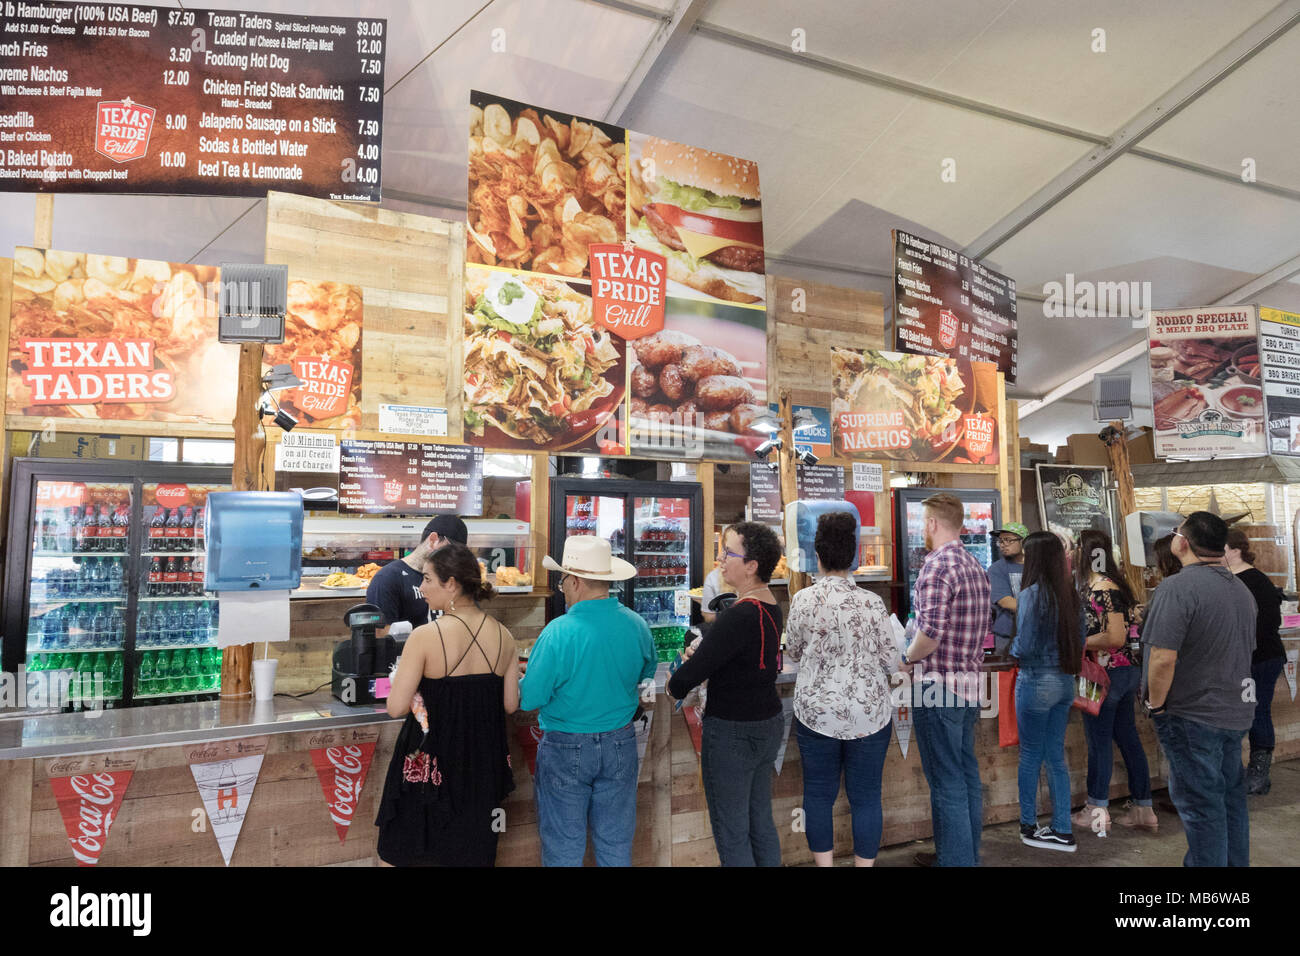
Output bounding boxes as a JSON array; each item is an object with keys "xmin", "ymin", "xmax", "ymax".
[
  {"xmin": 272, "ymin": 407, "xmax": 298, "ymax": 432},
  {"xmin": 754, "ymin": 436, "xmax": 782, "ymax": 459},
  {"xmin": 797, "ymin": 449, "xmax": 819, "ymax": 467}
]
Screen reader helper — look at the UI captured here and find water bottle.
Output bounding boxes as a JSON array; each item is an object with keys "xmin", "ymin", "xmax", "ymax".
[
  {"xmin": 161, "ymin": 605, "xmax": 178, "ymax": 646},
  {"xmin": 107, "ymin": 558, "xmax": 124, "ymax": 595},
  {"xmin": 112, "ymin": 607, "xmax": 125, "ymax": 648},
  {"xmin": 196, "ymin": 602, "xmax": 212, "ymax": 645},
  {"xmin": 180, "ymin": 604, "xmax": 197, "ymax": 646},
  {"xmin": 89, "ymin": 604, "xmax": 106, "ymax": 648}
]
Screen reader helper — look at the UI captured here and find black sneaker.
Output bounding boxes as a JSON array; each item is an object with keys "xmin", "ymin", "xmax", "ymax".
[
  {"xmin": 1022, "ymin": 826, "xmax": 1077, "ymax": 852},
  {"xmin": 1020, "ymin": 823, "xmax": 1038, "ymax": 841}
]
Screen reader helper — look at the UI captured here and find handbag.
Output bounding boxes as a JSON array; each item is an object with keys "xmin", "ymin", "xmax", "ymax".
[{"xmin": 1072, "ymin": 651, "xmax": 1110, "ymax": 715}]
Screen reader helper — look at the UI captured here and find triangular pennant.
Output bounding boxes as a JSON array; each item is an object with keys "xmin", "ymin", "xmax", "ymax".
[
  {"xmin": 310, "ymin": 743, "xmax": 377, "ymax": 843},
  {"xmin": 190, "ymin": 755, "xmax": 264, "ymax": 866},
  {"xmin": 773, "ymin": 697, "xmax": 795, "ymax": 774},
  {"xmin": 682, "ymin": 704, "xmax": 704, "ymax": 758},
  {"xmin": 515, "ymin": 723, "xmax": 543, "ymax": 777},
  {"xmin": 634, "ymin": 709, "xmax": 654, "ymax": 783},
  {"xmin": 1286, "ymin": 649, "xmax": 1298, "ymax": 702},
  {"xmin": 50, "ymin": 771, "xmax": 133, "ymax": 866},
  {"xmin": 894, "ymin": 704, "xmax": 913, "ymax": 759}
]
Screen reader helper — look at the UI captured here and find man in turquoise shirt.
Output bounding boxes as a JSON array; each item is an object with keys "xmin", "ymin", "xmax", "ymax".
[{"xmin": 522, "ymin": 535, "xmax": 656, "ymax": 866}]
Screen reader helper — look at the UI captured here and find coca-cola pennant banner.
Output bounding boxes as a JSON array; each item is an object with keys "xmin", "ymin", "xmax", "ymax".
[
  {"xmin": 1286, "ymin": 648, "xmax": 1298, "ymax": 703},
  {"xmin": 309, "ymin": 732, "xmax": 378, "ymax": 843},
  {"xmin": 46, "ymin": 753, "xmax": 138, "ymax": 866},
  {"xmin": 514, "ymin": 722, "xmax": 543, "ymax": 777},
  {"xmin": 187, "ymin": 737, "xmax": 268, "ymax": 866}
]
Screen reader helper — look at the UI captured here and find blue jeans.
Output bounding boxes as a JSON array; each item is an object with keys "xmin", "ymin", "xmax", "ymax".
[
  {"xmin": 534, "ymin": 723, "xmax": 638, "ymax": 867},
  {"xmin": 701, "ymin": 713, "xmax": 786, "ymax": 867},
  {"xmin": 1154, "ymin": 714, "xmax": 1249, "ymax": 867},
  {"xmin": 1015, "ymin": 667, "xmax": 1075, "ymax": 833},
  {"xmin": 912, "ymin": 695, "xmax": 983, "ymax": 866},
  {"xmin": 795, "ymin": 717, "xmax": 892, "ymax": 859},
  {"xmin": 1082, "ymin": 664, "xmax": 1152, "ymax": 807},
  {"xmin": 1250, "ymin": 657, "xmax": 1285, "ymax": 751}
]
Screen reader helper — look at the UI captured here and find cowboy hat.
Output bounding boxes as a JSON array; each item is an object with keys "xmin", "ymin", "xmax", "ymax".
[{"xmin": 543, "ymin": 535, "xmax": 637, "ymax": 581}]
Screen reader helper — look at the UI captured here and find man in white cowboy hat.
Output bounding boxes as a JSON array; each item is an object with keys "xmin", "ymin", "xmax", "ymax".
[{"xmin": 521, "ymin": 534, "xmax": 657, "ymax": 866}]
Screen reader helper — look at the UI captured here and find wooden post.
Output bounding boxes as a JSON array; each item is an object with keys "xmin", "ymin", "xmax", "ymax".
[
  {"xmin": 34, "ymin": 195, "xmax": 54, "ymax": 248},
  {"xmin": 1100, "ymin": 421, "xmax": 1146, "ymax": 598},
  {"xmin": 221, "ymin": 342, "xmax": 265, "ymax": 699},
  {"xmin": 699, "ymin": 462, "xmax": 715, "ymax": 572},
  {"xmin": 1005, "ymin": 399, "xmax": 1022, "ymax": 523},
  {"xmin": 995, "ymin": 373, "xmax": 1012, "ymax": 528},
  {"xmin": 529, "ymin": 453, "xmax": 550, "ymax": 589},
  {"xmin": 777, "ymin": 389, "xmax": 809, "ymax": 597}
]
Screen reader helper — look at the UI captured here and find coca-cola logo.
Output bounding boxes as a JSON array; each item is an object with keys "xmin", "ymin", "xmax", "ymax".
[
  {"xmin": 310, "ymin": 743, "xmax": 375, "ymax": 842},
  {"xmin": 51, "ymin": 771, "xmax": 132, "ymax": 866},
  {"xmin": 155, "ymin": 484, "xmax": 189, "ymax": 507}
]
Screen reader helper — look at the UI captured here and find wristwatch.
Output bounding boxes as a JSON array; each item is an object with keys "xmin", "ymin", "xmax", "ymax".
[{"xmin": 1144, "ymin": 699, "xmax": 1166, "ymax": 716}]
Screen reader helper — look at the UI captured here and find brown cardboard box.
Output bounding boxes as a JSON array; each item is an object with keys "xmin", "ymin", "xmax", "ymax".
[
  {"xmin": 1067, "ymin": 432, "xmax": 1111, "ymax": 467},
  {"xmin": 1054, "ymin": 445, "xmax": 1072, "ymax": 464},
  {"xmin": 10, "ymin": 432, "xmax": 146, "ymax": 460},
  {"xmin": 1128, "ymin": 427, "xmax": 1155, "ymax": 465}
]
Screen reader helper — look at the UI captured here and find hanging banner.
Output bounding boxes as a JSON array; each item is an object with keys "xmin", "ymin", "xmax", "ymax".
[
  {"xmin": 892, "ymin": 230, "xmax": 1018, "ymax": 382},
  {"xmin": 8, "ymin": 249, "xmax": 364, "ymax": 429},
  {"xmin": 0, "ymin": 2, "xmax": 386, "ymax": 201},
  {"xmin": 187, "ymin": 737, "xmax": 268, "ymax": 866},
  {"xmin": 46, "ymin": 753, "xmax": 138, "ymax": 866},
  {"xmin": 633, "ymin": 708, "xmax": 655, "ymax": 783},
  {"xmin": 1258, "ymin": 308, "xmax": 1300, "ymax": 456},
  {"xmin": 514, "ymin": 722, "xmax": 543, "ymax": 777},
  {"xmin": 894, "ymin": 704, "xmax": 913, "ymax": 759},
  {"xmin": 1286, "ymin": 648, "xmax": 1297, "ymax": 702},
  {"xmin": 831, "ymin": 348, "xmax": 1001, "ymax": 464},
  {"xmin": 682, "ymin": 704, "xmax": 704, "ymax": 758},
  {"xmin": 308, "ymin": 730, "xmax": 378, "ymax": 843},
  {"xmin": 1034, "ymin": 464, "xmax": 1117, "ymax": 547},
  {"xmin": 1148, "ymin": 307, "xmax": 1264, "ymax": 459}
]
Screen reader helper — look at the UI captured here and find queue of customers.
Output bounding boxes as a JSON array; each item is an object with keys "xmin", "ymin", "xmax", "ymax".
[{"xmin": 371, "ymin": 499, "xmax": 1280, "ymax": 867}]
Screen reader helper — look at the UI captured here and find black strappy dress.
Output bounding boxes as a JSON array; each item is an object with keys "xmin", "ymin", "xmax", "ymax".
[{"xmin": 375, "ymin": 614, "xmax": 515, "ymax": 866}]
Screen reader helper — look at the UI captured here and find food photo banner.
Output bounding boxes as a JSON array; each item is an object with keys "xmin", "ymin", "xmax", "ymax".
[
  {"xmin": 7, "ymin": 247, "xmax": 363, "ymax": 429},
  {"xmin": 0, "ymin": 1, "xmax": 384, "ymax": 200},
  {"xmin": 1258, "ymin": 307, "xmax": 1300, "ymax": 458},
  {"xmin": 463, "ymin": 91, "xmax": 768, "ymax": 460},
  {"xmin": 1148, "ymin": 306, "xmax": 1264, "ymax": 459},
  {"xmin": 831, "ymin": 348, "xmax": 1000, "ymax": 464},
  {"xmin": 892, "ymin": 230, "xmax": 1017, "ymax": 382}
]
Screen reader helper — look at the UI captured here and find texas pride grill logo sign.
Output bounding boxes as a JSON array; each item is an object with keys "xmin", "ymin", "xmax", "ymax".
[
  {"xmin": 590, "ymin": 243, "xmax": 666, "ymax": 340},
  {"xmin": 95, "ymin": 98, "xmax": 155, "ymax": 163}
]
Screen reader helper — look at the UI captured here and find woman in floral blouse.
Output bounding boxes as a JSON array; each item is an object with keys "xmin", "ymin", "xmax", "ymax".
[{"xmin": 785, "ymin": 511, "xmax": 897, "ymax": 866}]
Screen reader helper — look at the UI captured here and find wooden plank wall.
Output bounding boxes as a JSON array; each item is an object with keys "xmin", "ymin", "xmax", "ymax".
[
  {"xmin": 765, "ymin": 275, "xmax": 886, "ymax": 409},
  {"xmin": 264, "ymin": 191, "xmax": 465, "ymax": 441}
]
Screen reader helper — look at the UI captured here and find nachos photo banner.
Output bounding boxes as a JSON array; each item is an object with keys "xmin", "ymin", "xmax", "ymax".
[{"xmin": 0, "ymin": 1, "xmax": 385, "ymax": 200}]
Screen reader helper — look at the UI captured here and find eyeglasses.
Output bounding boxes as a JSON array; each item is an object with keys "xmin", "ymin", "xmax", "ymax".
[
  {"xmin": 723, "ymin": 549, "xmax": 746, "ymax": 561},
  {"xmin": 1173, "ymin": 530, "xmax": 1186, "ymax": 540}
]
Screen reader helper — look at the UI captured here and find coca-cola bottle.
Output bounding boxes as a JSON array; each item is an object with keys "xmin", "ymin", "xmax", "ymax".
[
  {"xmin": 96, "ymin": 505, "xmax": 112, "ymax": 552},
  {"xmin": 148, "ymin": 557, "xmax": 164, "ymax": 597},
  {"xmin": 71, "ymin": 505, "xmax": 86, "ymax": 552},
  {"xmin": 179, "ymin": 507, "xmax": 195, "ymax": 552},
  {"xmin": 163, "ymin": 556, "xmax": 179, "ymax": 596},
  {"xmin": 149, "ymin": 508, "xmax": 168, "ymax": 553},
  {"xmin": 164, "ymin": 507, "xmax": 181, "ymax": 551},
  {"xmin": 193, "ymin": 507, "xmax": 205, "ymax": 552},
  {"xmin": 112, "ymin": 504, "xmax": 130, "ymax": 551}
]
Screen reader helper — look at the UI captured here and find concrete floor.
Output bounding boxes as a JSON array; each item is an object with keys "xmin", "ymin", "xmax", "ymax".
[{"xmin": 866, "ymin": 758, "xmax": 1300, "ymax": 867}]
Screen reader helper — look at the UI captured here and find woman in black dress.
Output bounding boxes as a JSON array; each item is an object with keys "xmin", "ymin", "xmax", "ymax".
[
  {"xmin": 376, "ymin": 543, "xmax": 519, "ymax": 866},
  {"xmin": 1225, "ymin": 528, "xmax": 1285, "ymax": 796}
]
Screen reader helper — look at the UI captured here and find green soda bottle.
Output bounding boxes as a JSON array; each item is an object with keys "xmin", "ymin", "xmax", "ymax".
[
  {"xmin": 109, "ymin": 652, "xmax": 123, "ymax": 701},
  {"xmin": 168, "ymin": 649, "xmax": 184, "ymax": 694}
]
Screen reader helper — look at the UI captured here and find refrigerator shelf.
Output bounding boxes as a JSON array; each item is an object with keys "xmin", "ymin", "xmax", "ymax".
[
  {"xmin": 30, "ymin": 597, "xmax": 126, "ymax": 605},
  {"xmin": 133, "ymin": 689, "xmax": 219, "ymax": 700},
  {"xmin": 138, "ymin": 595, "xmax": 212, "ymax": 603},
  {"xmin": 140, "ymin": 549, "xmax": 203, "ymax": 557},
  {"xmin": 633, "ymin": 584, "xmax": 685, "ymax": 592},
  {"xmin": 633, "ymin": 549, "xmax": 686, "ymax": 556},
  {"xmin": 135, "ymin": 642, "xmax": 218, "ymax": 651},
  {"xmin": 32, "ymin": 551, "xmax": 128, "ymax": 558},
  {"xmin": 26, "ymin": 646, "xmax": 124, "ymax": 655}
]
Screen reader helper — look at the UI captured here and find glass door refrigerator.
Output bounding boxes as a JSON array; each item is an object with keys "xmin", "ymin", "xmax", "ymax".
[
  {"xmin": 3, "ymin": 458, "xmax": 232, "ymax": 710},
  {"xmin": 548, "ymin": 477, "xmax": 703, "ymax": 662},
  {"xmin": 893, "ymin": 486, "xmax": 1000, "ymax": 620}
]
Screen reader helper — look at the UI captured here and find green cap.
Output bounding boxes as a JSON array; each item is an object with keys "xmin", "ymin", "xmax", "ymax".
[{"xmin": 995, "ymin": 522, "xmax": 1029, "ymax": 540}]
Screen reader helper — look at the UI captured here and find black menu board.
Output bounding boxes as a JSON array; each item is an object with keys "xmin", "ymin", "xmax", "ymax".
[
  {"xmin": 1034, "ymin": 464, "xmax": 1115, "ymax": 547},
  {"xmin": 0, "ymin": 1, "xmax": 384, "ymax": 200},
  {"xmin": 339, "ymin": 440, "xmax": 483, "ymax": 516},
  {"xmin": 750, "ymin": 464, "xmax": 845, "ymax": 526},
  {"xmin": 892, "ymin": 229, "xmax": 1018, "ymax": 382}
]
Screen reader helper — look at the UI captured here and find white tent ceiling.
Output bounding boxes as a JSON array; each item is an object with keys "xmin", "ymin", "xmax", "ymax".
[{"xmin": 4, "ymin": 0, "xmax": 1299, "ymax": 448}]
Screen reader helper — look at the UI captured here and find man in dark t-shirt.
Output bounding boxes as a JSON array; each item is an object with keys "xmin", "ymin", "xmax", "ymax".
[{"xmin": 365, "ymin": 514, "xmax": 468, "ymax": 634}]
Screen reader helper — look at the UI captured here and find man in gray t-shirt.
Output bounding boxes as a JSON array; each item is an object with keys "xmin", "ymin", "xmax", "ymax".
[{"xmin": 1141, "ymin": 511, "xmax": 1256, "ymax": 867}]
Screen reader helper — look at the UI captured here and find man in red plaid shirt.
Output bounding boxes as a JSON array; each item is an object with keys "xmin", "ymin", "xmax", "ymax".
[{"xmin": 902, "ymin": 493, "xmax": 991, "ymax": 867}]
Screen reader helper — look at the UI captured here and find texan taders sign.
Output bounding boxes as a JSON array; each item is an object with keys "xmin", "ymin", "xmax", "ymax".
[{"xmin": 95, "ymin": 98, "xmax": 156, "ymax": 163}]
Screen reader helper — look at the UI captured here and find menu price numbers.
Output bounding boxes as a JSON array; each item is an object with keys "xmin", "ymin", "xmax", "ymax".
[
  {"xmin": 158, "ymin": 150, "xmax": 186, "ymax": 169},
  {"xmin": 168, "ymin": 47, "xmax": 193, "ymax": 64},
  {"xmin": 358, "ymin": 85, "xmax": 380, "ymax": 104},
  {"xmin": 356, "ymin": 20, "xmax": 384, "ymax": 36},
  {"xmin": 167, "ymin": 10, "xmax": 196, "ymax": 27},
  {"xmin": 162, "ymin": 69, "xmax": 190, "ymax": 87},
  {"xmin": 339, "ymin": 160, "xmax": 379, "ymax": 185},
  {"xmin": 360, "ymin": 58, "xmax": 382, "ymax": 75},
  {"xmin": 358, "ymin": 119, "xmax": 379, "ymax": 137},
  {"xmin": 357, "ymin": 143, "xmax": 378, "ymax": 160},
  {"xmin": 164, "ymin": 113, "xmax": 188, "ymax": 131},
  {"xmin": 356, "ymin": 38, "xmax": 383, "ymax": 55}
]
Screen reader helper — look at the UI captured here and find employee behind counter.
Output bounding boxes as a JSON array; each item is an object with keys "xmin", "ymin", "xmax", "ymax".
[{"xmin": 365, "ymin": 514, "xmax": 468, "ymax": 637}]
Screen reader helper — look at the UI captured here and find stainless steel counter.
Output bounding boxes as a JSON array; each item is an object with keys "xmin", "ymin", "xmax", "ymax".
[{"xmin": 0, "ymin": 692, "xmax": 396, "ymax": 760}]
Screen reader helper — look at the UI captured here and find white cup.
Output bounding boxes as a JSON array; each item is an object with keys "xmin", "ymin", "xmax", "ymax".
[{"xmin": 252, "ymin": 658, "xmax": 278, "ymax": 702}]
